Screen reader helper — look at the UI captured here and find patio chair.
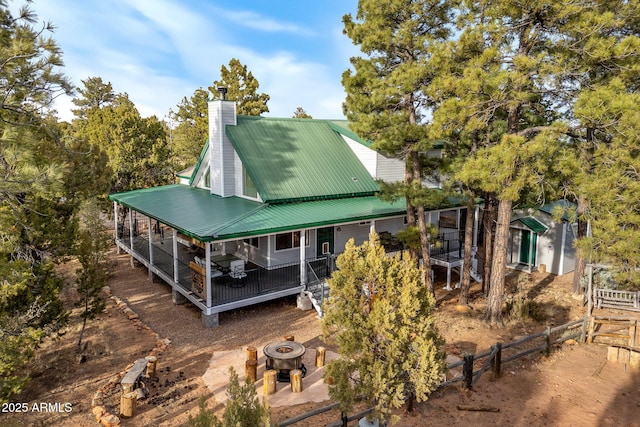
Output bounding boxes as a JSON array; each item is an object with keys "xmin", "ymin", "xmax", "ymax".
[{"xmin": 229, "ymin": 259, "xmax": 247, "ymax": 287}]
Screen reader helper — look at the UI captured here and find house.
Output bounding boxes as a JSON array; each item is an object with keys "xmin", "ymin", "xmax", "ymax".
[
  {"xmin": 109, "ymin": 91, "xmax": 471, "ymax": 327},
  {"xmin": 508, "ymin": 200, "xmax": 577, "ymax": 275}
]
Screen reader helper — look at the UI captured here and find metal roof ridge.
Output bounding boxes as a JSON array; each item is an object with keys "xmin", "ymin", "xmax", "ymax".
[{"xmin": 210, "ymin": 202, "xmax": 270, "ymax": 238}]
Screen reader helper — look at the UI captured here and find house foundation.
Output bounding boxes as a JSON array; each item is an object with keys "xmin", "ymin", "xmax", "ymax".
[
  {"xmin": 172, "ymin": 289, "xmax": 187, "ymax": 305},
  {"xmin": 202, "ymin": 312, "xmax": 219, "ymax": 328}
]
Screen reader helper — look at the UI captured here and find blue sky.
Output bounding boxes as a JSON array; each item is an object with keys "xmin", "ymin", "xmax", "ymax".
[{"xmin": 31, "ymin": 0, "xmax": 360, "ymax": 122}]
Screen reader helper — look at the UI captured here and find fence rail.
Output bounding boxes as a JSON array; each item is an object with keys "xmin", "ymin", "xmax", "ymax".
[{"xmin": 275, "ymin": 316, "xmax": 588, "ymax": 427}]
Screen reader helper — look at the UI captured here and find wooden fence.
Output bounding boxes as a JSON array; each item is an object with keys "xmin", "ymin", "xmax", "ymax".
[{"xmin": 275, "ymin": 316, "xmax": 588, "ymax": 427}]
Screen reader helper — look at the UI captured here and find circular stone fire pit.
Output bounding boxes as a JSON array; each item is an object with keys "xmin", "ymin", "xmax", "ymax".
[{"xmin": 263, "ymin": 341, "xmax": 306, "ymax": 382}]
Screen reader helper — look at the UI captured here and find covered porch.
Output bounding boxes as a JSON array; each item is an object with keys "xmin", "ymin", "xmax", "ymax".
[
  {"xmin": 109, "ymin": 184, "xmax": 408, "ymax": 327},
  {"xmin": 114, "ymin": 209, "xmax": 331, "ymax": 327}
]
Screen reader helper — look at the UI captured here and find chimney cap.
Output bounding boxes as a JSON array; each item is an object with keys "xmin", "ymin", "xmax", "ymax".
[{"xmin": 217, "ymin": 86, "xmax": 228, "ymax": 100}]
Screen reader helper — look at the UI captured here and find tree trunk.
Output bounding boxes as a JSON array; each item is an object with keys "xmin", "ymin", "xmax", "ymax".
[
  {"xmin": 485, "ymin": 198, "xmax": 512, "ymax": 324},
  {"xmin": 412, "ymin": 151, "xmax": 434, "ymax": 295},
  {"xmin": 459, "ymin": 199, "xmax": 475, "ymax": 305},
  {"xmin": 404, "ymin": 153, "xmax": 419, "ymax": 260},
  {"xmin": 572, "ymin": 195, "xmax": 588, "ymax": 294},
  {"xmin": 77, "ymin": 290, "xmax": 88, "ymax": 353},
  {"xmin": 482, "ymin": 193, "xmax": 497, "ymax": 295}
]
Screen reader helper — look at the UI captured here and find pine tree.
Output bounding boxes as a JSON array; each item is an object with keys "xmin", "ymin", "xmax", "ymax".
[
  {"xmin": 212, "ymin": 58, "xmax": 270, "ymax": 116},
  {"xmin": 322, "ymin": 233, "xmax": 446, "ymax": 423},
  {"xmin": 341, "ymin": 0, "xmax": 453, "ymax": 294}
]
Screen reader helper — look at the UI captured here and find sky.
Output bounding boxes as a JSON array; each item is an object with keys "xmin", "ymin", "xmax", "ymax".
[{"xmin": 30, "ymin": 0, "xmax": 361, "ymax": 122}]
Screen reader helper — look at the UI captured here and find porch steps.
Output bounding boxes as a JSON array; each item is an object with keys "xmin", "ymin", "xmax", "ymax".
[{"xmin": 306, "ymin": 281, "xmax": 330, "ymax": 317}]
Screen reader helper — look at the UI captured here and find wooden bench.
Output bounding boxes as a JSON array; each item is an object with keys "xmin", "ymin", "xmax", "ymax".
[
  {"xmin": 595, "ymin": 288, "xmax": 640, "ymax": 312},
  {"xmin": 121, "ymin": 358, "xmax": 148, "ymax": 392}
]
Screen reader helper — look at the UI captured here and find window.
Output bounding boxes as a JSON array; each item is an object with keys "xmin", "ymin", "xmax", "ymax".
[
  {"xmin": 275, "ymin": 231, "xmax": 310, "ymax": 251},
  {"xmin": 359, "ymin": 221, "xmax": 371, "ymax": 227},
  {"xmin": 243, "ymin": 237, "xmax": 259, "ymax": 248},
  {"xmin": 242, "ymin": 165, "xmax": 258, "ymax": 198},
  {"xmin": 322, "ymin": 242, "xmax": 330, "ymax": 254}
]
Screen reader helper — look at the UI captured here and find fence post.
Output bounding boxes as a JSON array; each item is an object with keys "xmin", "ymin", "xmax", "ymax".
[
  {"xmin": 463, "ymin": 353, "xmax": 474, "ymax": 389},
  {"xmin": 492, "ymin": 343, "xmax": 502, "ymax": 378},
  {"xmin": 545, "ymin": 326, "xmax": 551, "ymax": 357},
  {"xmin": 580, "ymin": 315, "xmax": 589, "ymax": 343},
  {"xmin": 341, "ymin": 410, "xmax": 348, "ymax": 427}
]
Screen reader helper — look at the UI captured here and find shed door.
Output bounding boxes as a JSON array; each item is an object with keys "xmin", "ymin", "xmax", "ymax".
[
  {"xmin": 519, "ymin": 230, "xmax": 537, "ymax": 265},
  {"xmin": 317, "ymin": 227, "xmax": 334, "ymax": 255}
]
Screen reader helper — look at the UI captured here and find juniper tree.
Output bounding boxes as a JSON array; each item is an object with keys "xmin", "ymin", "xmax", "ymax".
[{"xmin": 322, "ymin": 233, "xmax": 446, "ymax": 424}]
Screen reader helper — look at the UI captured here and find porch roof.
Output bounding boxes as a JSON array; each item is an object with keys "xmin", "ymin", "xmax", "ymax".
[
  {"xmin": 109, "ymin": 184, "xmax": 407, "ymax": 242},
  {"xmin": 511, "ymin": 216, "xmax": 548, "ymax": 234}
]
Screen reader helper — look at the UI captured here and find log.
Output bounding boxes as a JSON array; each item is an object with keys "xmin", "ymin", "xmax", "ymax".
[
  {"xmin": 146, "ymin": 356, "xmax": 157, "ymax": 378},
  {"xmin": 246, "ymin": 346, "xmax": 258, "ymax": 361},
  {"xmin": 284, "ymin": 335, "xmax": 295, "ymax": 341},
  {"xmin": 315, "ymin": 346, "xmax": 326, "ymax": 367},
  {"xmin": 290, "ymin": 369, "xmax": 303, "ymax": 393},
  {"xmin": 457, "ymin": 405, "xmax": 500, "ymax": 412},
  {"xmin": 263, "ymin": 369, "xmax": 277, "ymax": 395},
  {"xmin": 246, "ymin": 359, "xmax": 257, "ymax": 384},
  {"xmin": 120, "ymin": 391, "xmax": 137, "ymax": 417}
]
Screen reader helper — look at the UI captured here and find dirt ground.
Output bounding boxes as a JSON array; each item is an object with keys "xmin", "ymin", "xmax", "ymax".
[{"xmin": 1, "ymin": 248, "xmax": 639, "ymax": 427}]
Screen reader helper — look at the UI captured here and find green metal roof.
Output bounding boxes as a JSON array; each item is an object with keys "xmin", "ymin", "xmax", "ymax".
[
  {"xmin": 109, "ymin": 185, "xmax": 264, "ymax": 241},
  {"xmin": 216, "ymin": 196, "xmax": 407, "ymax": 239},
  {"xmin": 226, "ymin": 116, "xmax": 380, "ymax": 203},
  {"xmin": 109, "ymin": 184, "xmax": 407, "ymax": 242},
  {"xmin": 539, "ymin": 200, "xmax": 576, "ymax": 222},
  {"xmin": 512, "ymin": 216, "xmax": 548, "ymax": 234}
]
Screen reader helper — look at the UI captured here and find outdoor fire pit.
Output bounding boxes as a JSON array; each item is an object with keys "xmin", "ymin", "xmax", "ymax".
[{"xmin": 263, "ymin": 341, "xmax": 307, "ymax": 382}]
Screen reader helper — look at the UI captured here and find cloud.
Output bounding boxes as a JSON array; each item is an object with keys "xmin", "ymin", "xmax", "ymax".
[
  {"xmin": 219, "ymin": 10, "xmax": 316, "ymax": 36},
  {"xmin": 32, "ymin": 0, "xmax": 354, "ymax": 121}
]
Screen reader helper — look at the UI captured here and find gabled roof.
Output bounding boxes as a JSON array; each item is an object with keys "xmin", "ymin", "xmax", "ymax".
[
  {"xmin": 511, "ymin": 216, "xmax": 549, "ymax": 234},
  {"xmin": 108, "ymin": 184, "xmax": 407, "ymax": 242},
  {"xmin": 226, "ymin": 116, "xmax": 380, "ymax": 203},
  {"xmin": 539, "ymin": 200, "xmax": 577, "ymax": 222}
]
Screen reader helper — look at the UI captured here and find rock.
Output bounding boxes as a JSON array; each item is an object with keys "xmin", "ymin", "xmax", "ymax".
[
  {"xmin": 100, "ymin": 414, "xmax": 121, "ymax": 427},
  {"xmin": 92, "ymin": 406, "xmax": 106, "ymax": 421},
  {"xmin": 92, "ymin": 391, "xmax": 104, "ymax": 407},
  {"xmin": 564, "ymin": 339, "xmax": 578, "ymax": 345},
  {"xmin": 455, "ymin": 304, "xmax": 473, "ymax": 314}
]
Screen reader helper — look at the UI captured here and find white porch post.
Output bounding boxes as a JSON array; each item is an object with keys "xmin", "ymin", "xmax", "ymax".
[
  {"xmin": 147, "ymin": 216, "xmax": 154, "ymax": 280},
  {"xmin": 528, "ymin": 232, "xmax": 535, "ymax": 273},
  {"xmin": 299, "ymin": 230, "xmax": 307, "ymax": 286},
  {"xmin": 147, "ymin": 217, "xmax": 154, "ymax": 265},
  {"xmin": 172, "ymin": 229, "xmax": 179, "ymax": 284},
  {"xmin": 559, "ymin": 222, "xmax": 567, "ymax": 275},
  {"xmin": 128, "ymin": 209, "xmax": 134, "ymax": 252},
  {"xmin": 473, "ymin": 206, "xmax": 479, "ymax": 248},
  {"xmin": 369, "ymin": 220, "xmax": 376, "ymax": 235},
  {"xmin": 113, "ymin": 201, "xmax": 120, "ymax": 254},
  {"xmin": 205, "ymin": 242, "xmax": 212, "ymax": 307}
]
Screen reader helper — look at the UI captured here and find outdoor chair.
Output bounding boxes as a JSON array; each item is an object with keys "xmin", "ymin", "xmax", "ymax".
[{"xmin": 229, "ymin": 259, "xmax": 247, "ymax": 287}]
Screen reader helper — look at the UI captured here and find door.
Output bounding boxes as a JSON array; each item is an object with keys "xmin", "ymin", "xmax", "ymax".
[
  {"xmin": 519, "ymin": 230, "xmax": 537, "ymax": 265},
  {"xmin": 316, "ymin": 227, "xmax": 334, "ymax": 255}
]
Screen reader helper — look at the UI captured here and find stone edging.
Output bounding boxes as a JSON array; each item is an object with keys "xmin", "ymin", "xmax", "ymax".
[{"xmin": 90, "ymin": 286, "xmax": 172, "ymax": 426}]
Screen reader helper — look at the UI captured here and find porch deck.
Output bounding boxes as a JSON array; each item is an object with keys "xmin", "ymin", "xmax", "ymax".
[{"xmin": 116, "ymin": 231, "xmax": 329, "ymax": 316}]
